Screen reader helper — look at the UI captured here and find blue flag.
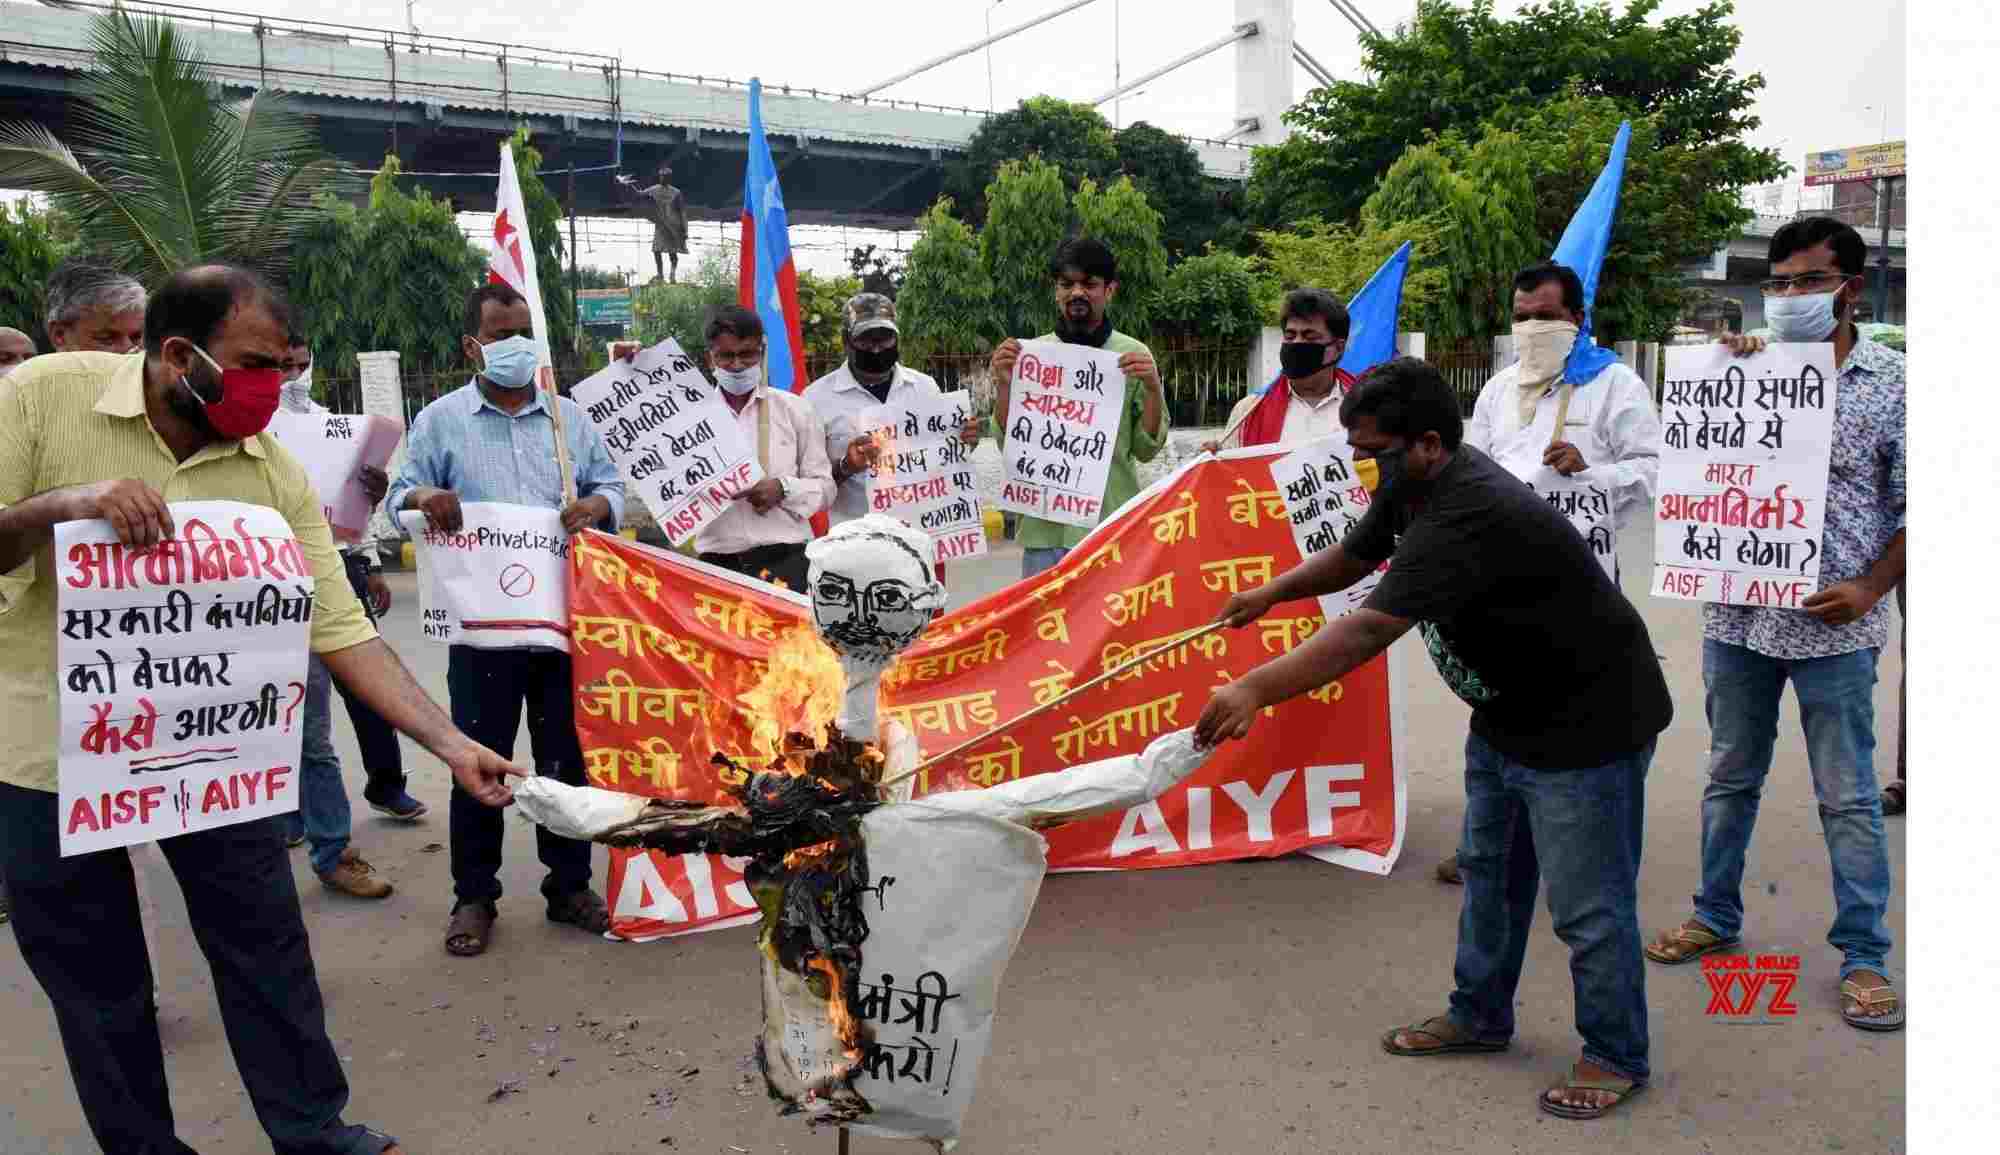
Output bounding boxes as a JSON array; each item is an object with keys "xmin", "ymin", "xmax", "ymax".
[
  {"xmin": 738, "ymin": 79, "xmax": 806, "ymax": 393},
  {"xmin": 1254, "ymin": 241, "xmax": 1413, "ymax": 395},
  {"xmin": 1551, "ymin": 120, "xmax": 1631, "ymax": 384}
]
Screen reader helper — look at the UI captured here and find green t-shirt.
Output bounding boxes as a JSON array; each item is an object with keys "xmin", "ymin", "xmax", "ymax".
[{"xmin": 990, "ymin": 329, "xmax": 1168, "ymax": 550}]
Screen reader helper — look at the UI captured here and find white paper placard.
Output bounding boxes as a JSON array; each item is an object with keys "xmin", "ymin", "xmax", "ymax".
[
  {"xmin": 55, "ymin": 501, "xmax": 313, "ymax": 855},
  {"xmin": 400, "ymin": 502, "xmax": 571, "ymax": 650},
  {"xmin": 1271, "ymin": 432, "xmax": 1384, "ymax": 619},
  {"xmin": 1524, "ymin": 472, "xmax": 1618, "ymax": 582},
  {"xmin": 996, "ymin": 340, "xmax": 1128, "ymax": 528},
  {"xmin": 860, "ymin": 390, "xmax": 987, "ymax": 563},
  {"xmin": 266, "ymin": 411, "xmax": 404, "ymax": 542},
  {"xmin": 569, "ymin": 338, "xmax": 764, "ymax": 546},
  {"xmin": 1652, "ymin": 342, "xmax": 1839, "ymax": 606}
]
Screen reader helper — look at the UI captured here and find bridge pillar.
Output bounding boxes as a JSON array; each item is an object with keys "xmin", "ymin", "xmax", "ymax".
[{"xmin": 1235, "ymin": 0, "xmax": 1294, "ymax": 145}]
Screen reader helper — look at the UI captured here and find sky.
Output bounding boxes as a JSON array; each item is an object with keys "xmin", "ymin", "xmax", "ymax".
[{"xmin": 7, "ymin": 0, "xmax": 1908, "ymax": 278}]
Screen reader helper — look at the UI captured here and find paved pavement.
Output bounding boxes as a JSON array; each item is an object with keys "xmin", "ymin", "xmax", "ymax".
[{"xmin": 0, "ymin": 518, "xmax": 1905, "ymax": 1154}]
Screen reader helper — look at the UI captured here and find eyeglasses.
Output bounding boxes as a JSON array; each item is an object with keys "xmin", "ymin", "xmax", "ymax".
[
  {"xmin": 812, "ymin": 572, "xmax": 918, "ymax": 615},
  {"xmin": 1759, "ymin": 270, "xmax": 1851, "ymax": 295}
]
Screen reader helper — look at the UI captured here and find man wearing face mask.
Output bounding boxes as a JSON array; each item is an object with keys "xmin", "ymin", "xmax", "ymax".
[
  {"xmin": 1432, "ymin": 263, "xmax": 1664, "ymax": 887},
  {"xmin": 1195, "ymin": 358, "xmax": 1671, "ymax": 1122},
  {"xmin": 805, "ymin": 293, "xmax": 983, "ymax": 529},
  {"xmin": 1207, "ymin": 288, "xmax": 1354, "ymax": 450},
  {"xmin": 43, "ymin": 259, "xmax": 146, "ymax": 354},
  {"xmin": 692, "ymin": 306, "xmax": 836, "ymax": 591},
  {"xmin": 0, "ymin": 265, "xmax": 522, "ymax": 1155},
  {"xmin": 989, "ymin": 237, "xmax": 1168, "ymax": 578},
  {"xmin": 1646, "ymin": 217, "xmax": 1906, "ymax": 1034},
  {"xmin": 387, "ymin": 282, "xmax": 627, "ymax": 958}
]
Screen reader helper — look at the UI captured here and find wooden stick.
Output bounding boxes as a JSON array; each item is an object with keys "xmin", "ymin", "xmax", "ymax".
[
  {"xmin": 540, "ymin": 364, "xmax": 578, "ymax": 506},
  {"xmin": 838, "ymin": 1126, "xmax": 850, "ymax": 1155},
  {"xmin": 880, "ymin": 620, "xmax": 1231, "ymax": 790}
]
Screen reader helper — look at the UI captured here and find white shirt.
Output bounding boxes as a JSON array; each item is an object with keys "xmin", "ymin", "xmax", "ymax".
[
  {"xmin": 1464, "ymin": 360, "xmax": 1661, "ymax": 529},
  {"xmin": 801, "ymin": 361, "xmax": 943, "ymax": 524},
  {"xmin": 692, "ymin": 385, "xmax": 837, "ymax": 556},
  {"xmin": 1217, "ymin": 381, "xmax": 1348, "ymax": 450}
]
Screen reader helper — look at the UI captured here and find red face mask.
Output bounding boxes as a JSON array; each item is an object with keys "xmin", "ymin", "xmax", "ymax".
[{"xmin": 182, "ymin": 343, "xmax": 282, "ymax": 440}]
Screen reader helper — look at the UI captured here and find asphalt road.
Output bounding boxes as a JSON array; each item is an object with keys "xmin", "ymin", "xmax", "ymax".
[{"xmin": 0, "ymin": 519, "xmax": 1906, "ymax": 1154}]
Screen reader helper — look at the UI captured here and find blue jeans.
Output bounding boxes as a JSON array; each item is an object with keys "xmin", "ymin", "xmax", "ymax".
[
  {"xmin": 1021, "ymin": 546, "xmax": 1070, "ymax": 580},
  {"xmin": 1694, "ymin": 639, "xmax": 1891, "ymax": 979},
  {"xmin": 298, "ymin": 655, "xmax": 351, "ymax": 876},
  {"xmin": 1450, "ymin": 731, "xmax": 1653, "ymax": 1082}
]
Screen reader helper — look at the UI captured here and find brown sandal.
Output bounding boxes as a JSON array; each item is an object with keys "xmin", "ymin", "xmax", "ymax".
[
  {"xmin": 1841, "ymin": 972, "xmax": 1905, "ymax": 1032},
  {"xmin": 1435, "ymin": 855, "xmax": 1463, "ymax": 885},
  {"xmin": 1644, "ymin": 919, "xmax": 1739, "ymax": 965},
  {"xmin": 546, "ymin": 889, "xmax": 610, "ymax": 934},
  {"xmin": 1380, "ymin": 1014, "xmax": 1509, "ymax": 1056},
  {"xmin": 445, "ymin": 901, "xmax": 497, "ymax": 957},
  {"xmin": 1880, "ymin": 780, "xmax": 1905, "ymax": 816},
  {"xmin": 1539, "ymin": 1064, "xmax": 1644, "ymax": 1120}
]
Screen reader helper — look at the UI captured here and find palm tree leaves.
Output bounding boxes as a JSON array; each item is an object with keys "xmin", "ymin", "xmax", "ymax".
[{"xmin": 0, "ymin": 8, "xmax": 342, "ymax": 284}]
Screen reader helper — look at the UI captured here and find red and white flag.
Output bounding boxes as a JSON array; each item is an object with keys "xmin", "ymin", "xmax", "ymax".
[{"xmin": 487, "ymin": 141, "xmax": 574, "ymax": 500}]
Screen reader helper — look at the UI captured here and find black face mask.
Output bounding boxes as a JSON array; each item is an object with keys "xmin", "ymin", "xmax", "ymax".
[
  {"xmin": 1279, "ymin": 340, "xmax": 1337, "ymax": 381},
  {"xmin": 851, "ymin": 344, "xmax": 898, "ymax": 376}
]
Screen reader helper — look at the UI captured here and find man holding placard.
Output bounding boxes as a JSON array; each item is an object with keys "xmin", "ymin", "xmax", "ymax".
[
  {"xmin": 989, "ymin": 237, "xmax": 1168, "ymax": 578},
  {"xmin": 1645, "ymin": 218, "xmax": 1907, "ymax": 1033},
  {"xmin": 806, "ymin": 292, "xmax": 981, "ymax": 527},
  {"xmin": 0, "ymin": 265, "xmax": 521, "ymax": 1155},
  {"xmin": 388, "ymin": 282, "xmax": 626, "ymax": 958},
  {"xmin": 691, "ymin": 306, "xmax": 836, "ymax": 591}
]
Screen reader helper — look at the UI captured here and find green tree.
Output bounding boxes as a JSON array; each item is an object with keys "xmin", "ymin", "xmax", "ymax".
[
  {"xmin": 795, "ymin": 269, "xmax": 865, "ymax": 360},
  {"xmin": 847, "ymin": 244, "xmax": 905, "ymax": 298},
  {"xmin": 945, "ymin": 97, "xmax": 1118, "ymax": 226},
  {"xmin": 1073, "ymin": 176, "xmax": 1168, "ymax": 341},
  {"xmin": 575, "ymin": 266, "xmax": 631, "ymax": 290},
  {"xmin": 1250, "ymin": 217, "xmax": 1448, "ymax": 336},
  {"xmin": 1245, "ymin": 0, "xmax": 1783, "ymax": 228},
  {"xmin": 630, "ymin": 246, "xmax": 739, "ymax": 365},
  {"xmin": 0, "ymin": 8, "xmax": 341, "ymax": 284},
  {"xmin": 288, "ymin": 158, "xmax": 486, "ymax": 383},
  {"xmin": 896, "ymin": 199, "xmax": 995, "ymax": 361},
  {"xmin": 980, "ymin": 156, "xmax": 1068, "ymax": 340},
  {"xmin": 1151, "ymin": 250, "xmax": 1267, "ymax": 343},
  {"xmin": 1112, "ymin": 121, "xmax": 1231, "ymax": 261},
  {"xmin": 1357, "ymin": 141, "xmax": 1536, "ymax": 341},
  {"xmin": 0, "ymin": 198, "xmax": 74, "ymax": 343},
  {"xmin": 505, "ymin": 127, "xmax": 578, "ymax": 368}
]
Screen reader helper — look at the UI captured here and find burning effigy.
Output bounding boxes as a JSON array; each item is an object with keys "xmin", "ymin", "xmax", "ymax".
[{"xmin": 515, "ymin": 515, "xmax": 1213, "ymax": 1148}]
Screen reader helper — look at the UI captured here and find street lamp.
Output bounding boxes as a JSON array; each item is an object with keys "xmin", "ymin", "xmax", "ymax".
[{"xmin": 986, "ymin": 1, "xmax": 1007, "ymax": 112}]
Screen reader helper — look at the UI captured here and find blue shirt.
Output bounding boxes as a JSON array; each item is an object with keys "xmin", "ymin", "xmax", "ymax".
[
  {"xmin": 386, "ymin": 380, "xmax": 625, "ymax": 531},
  {"xmin": 1704, "ymin": 336, "xmax": 1905, "ymax": 659}
]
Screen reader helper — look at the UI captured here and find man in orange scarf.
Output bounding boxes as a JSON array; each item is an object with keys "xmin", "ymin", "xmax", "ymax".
[{"xmin": 1207, "ymin": 288, "xmax": 1356, "ymax": 451}]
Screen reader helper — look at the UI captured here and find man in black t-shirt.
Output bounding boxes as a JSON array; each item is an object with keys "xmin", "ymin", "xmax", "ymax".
[{"xmin": 1196, "ymin": 357, "xmax": 1671, "ymax": 1122}]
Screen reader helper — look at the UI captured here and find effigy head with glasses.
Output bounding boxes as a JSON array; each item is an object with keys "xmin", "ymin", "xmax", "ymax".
[{"xmin": 804, "ymin": 514, "xmax": 946, "ymax": 665}]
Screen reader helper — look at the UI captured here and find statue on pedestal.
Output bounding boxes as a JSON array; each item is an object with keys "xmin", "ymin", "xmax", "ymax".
[{"xmin": 615, "ymin": 163, "xmax": 689, "ymax": 283}]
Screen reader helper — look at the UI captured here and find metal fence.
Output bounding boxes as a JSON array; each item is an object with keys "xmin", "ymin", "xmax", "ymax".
[{"xmin": 1424, "ymin": 338, "xmax": 1497, "ymax": 417}]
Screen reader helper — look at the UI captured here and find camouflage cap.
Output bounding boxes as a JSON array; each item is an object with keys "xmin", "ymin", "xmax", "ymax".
[{"xmin": 842, "ymin": 292, "xmax": 899, "ymax": 337}]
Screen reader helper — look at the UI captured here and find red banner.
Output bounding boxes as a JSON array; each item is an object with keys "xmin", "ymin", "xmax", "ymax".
[{"xmin": 569, "ymin": 448, "xmax": 1406, "ymax": 941}]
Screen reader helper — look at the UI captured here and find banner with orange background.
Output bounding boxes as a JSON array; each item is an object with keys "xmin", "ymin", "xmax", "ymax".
[{"xmin": 568, "ymin": 445, "xmax": 1408, "ymax": 941}]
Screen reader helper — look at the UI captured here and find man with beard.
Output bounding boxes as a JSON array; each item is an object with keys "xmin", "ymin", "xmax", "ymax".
[
  {"xmin": 988, "ymin": 237, "xmax": 1168, "ymax": 578},
  {"xmin": 1206, "ymin": 288, "xmax": 1354, "ymax": 451},
  {"xmin": 388, "ymin": 282, "xmax": 627, "ymax": 958},
  {"xmin": 43, "ymin": 260, "xmax": 146, "ymax": 354},
  {"xmin": 0, "ymin": 264, "xmax": 521, "ymax": 1154},
  {"xmin": 1195, "ymin": 357, "xmax": 1670, "ymax": 1122}
]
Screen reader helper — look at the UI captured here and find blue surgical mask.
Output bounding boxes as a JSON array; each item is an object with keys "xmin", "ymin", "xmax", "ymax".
[
  {"xmin": 1763, "ymin": 290, "xmax": 1840, "ymax": 343},
  {"xmin": 478, "ymin": 334, "xmax": 540, "ymax": 389}
]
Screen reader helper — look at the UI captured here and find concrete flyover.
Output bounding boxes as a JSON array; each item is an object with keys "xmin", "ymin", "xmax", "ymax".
[{"xmin": 0, "ymin": 0, "xmax": 1253, "ymax": 230}]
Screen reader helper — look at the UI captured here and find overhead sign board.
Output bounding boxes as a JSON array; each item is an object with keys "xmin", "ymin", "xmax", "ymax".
[
  {"xmin": 578, "ymin": 288, "xmax": 634, "ymax": 326},
  {"xmin": 1804, "ymin": 141, "xmax": 1905, "ymax": 186}
]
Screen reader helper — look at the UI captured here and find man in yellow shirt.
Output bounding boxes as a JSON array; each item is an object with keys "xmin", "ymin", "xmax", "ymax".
[{"xmin": 0, "ymin": 265, "xmax": 518, "ymax": 1155}]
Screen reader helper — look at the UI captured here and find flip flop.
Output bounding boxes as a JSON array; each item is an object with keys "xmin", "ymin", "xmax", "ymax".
[
  {"xmin": 446, "ymin": 901, "xmax": 497, "ymax": 957},
  {"xmin": 1644, "ymin": 920, "xmax": 1739, "ymax": 965},
  {"xmin": 1880, "ymin": 781, "xmax": 1905, "ymax": 816},
  {"xmin": 1841, "ymin": 975, "xmax": 1905, "ymax": 1032},
  {"xmin": 1380, "ymin": 1015, "xmax": 1509, "ymax": 1056},
  {"xmin": 1539, "ymin": 1066, "xmax": 1644, "ymax": 1120}
]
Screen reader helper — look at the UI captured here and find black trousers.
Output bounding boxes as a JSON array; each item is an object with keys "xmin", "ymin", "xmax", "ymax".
[
  {"xmin": 699, "ymin": 540, "xmax": 809, "ymax": 593},
  {"xmin": 445, "ymin": 646, "xmax": 592, "ymax": 906},
  {"xmin": 331, "ymin": 552, "xmax": 407, "ymax": 804},
  {"xmin": 0, "ymin": 783, "xmax": 392, "ymax": 1155}
]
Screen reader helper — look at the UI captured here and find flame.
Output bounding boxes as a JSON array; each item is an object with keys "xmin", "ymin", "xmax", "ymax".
[
  {"xmin": 737, "ymin": 627, "xmax": 845, "ymax": 769},
  {"xmin": 781, "ymin": 838, "xmax": 840, "ymax": 870},
  {"xmin": 804, "ymin": 954, "xmax": 865, "ymax": 1061}
]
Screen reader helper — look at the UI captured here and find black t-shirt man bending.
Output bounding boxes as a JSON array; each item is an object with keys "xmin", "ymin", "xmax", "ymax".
[{"xmin": 1196, "ymin": 357, "xmax": 1670, "ymax": 1122}]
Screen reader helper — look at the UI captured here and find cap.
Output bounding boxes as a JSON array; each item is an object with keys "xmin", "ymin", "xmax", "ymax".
[{"xmin": 843, "ymin": 293, "xmax": 898, "ymax": 337}]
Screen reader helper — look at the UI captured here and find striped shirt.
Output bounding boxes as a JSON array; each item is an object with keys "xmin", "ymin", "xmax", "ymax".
[
  {"xmin": 0, "ymin": 352, "xmax": 377, "ymax": 793},
  {"xmin": 385, "ymin": 379, "xmax": 625, "ymax": 527}
]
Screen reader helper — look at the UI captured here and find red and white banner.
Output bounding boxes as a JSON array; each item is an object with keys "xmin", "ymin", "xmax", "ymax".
[{"xmin": 568, "ymin": 446, "xmax": 1407, "ymax": 941}]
